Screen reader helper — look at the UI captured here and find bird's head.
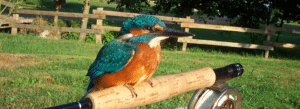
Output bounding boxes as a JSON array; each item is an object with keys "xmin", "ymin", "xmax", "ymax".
[{"xmin": 117, "ymin": 15, "xmax": 195, "ymax": 48}]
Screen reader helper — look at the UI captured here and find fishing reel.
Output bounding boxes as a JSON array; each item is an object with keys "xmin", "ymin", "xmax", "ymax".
[
  {"xmin": 188, "ymin": 63, "xmax": 243, "ymax": 109},
  {"xmin": 188, "ymin": 86, "xmax": 242, "ymax": 109}
]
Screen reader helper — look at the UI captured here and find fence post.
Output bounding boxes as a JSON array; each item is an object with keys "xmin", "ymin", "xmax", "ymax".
[
  {"xmin": 95, "ymin": 8, "xmax": 104, "ymax": 44},
  {"xmin": 54, "ymin": 0, "xmax": 59, "ymax": 27},
  {"xmin": 180, "ymin": 16, "xmax": 192, "ymax": 52},
  {"xmin": 79, "ymin": 0, "xmax": 90, "ymax": 41},
  {"xmin": 53, "ymin": 0, "xmax": 61, "ymax": 38},
  {"xmin": 11, "ymin": 13, "xmax": 19, "ymax": 35},
  {"xmin": 264, "ymin": 25, "xmax": 273, "ymax": 59}
]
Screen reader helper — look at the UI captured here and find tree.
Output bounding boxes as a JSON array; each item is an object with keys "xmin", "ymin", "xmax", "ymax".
[
  {"xmin": 107, "ymin": 0, "xmax": 219, "ymax": 17},
  {"xmin": 268, "ymin": 0, "xmax": 300, "ymax": 42},
  {"xmin": 107, "ymin": 0, "xmax": 150, "ymax": 13},
  {"xmin": 108, "ymin": 0, "xmax": 300, "ymax": 44}
]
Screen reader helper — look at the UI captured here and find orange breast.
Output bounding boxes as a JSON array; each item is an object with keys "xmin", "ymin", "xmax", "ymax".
[{"xmin": 91, "ymin": 43, "xmax": 161, "ymax": 92}]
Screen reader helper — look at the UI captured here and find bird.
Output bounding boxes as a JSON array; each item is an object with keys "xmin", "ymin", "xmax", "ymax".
[{"xmin": 84, "ymin": 15, "xmax": 194, "ymax": 98}]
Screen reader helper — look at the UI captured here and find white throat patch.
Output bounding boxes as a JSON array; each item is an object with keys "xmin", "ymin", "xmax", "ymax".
[
  {"xmin": 116, "ymin": 33, "xmax": 133, "ymax": 41},
  {"xmin": 149, "ymin": 36, "xmax": 168, "ymax": 48}
]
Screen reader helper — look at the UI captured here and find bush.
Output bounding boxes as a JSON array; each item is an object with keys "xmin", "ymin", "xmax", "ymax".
[
  {"xmin": 102, "ymin": 30, "xmax": 118, "ymax": 44},
  {"xmin": 61, "ymin": 32, "xmax": 79, "ymax": 40},
  {"xmin": 85, "ymin": 34, "xmax": 96, "ymax": 43}
]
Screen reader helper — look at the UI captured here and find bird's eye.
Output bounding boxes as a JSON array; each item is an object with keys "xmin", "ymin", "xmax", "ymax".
[{"xmin": 144, "ymin": 25, "xmax": 154, "ymax": 31}]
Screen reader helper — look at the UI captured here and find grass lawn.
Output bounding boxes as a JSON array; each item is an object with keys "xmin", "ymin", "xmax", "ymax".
[
  {"xmin": 1, "ymin": 1, "xmax": 300, "ymax": 108},
  {"xmin": 1, "ymin": 33, "xmax": 300, "ymax": 109}
]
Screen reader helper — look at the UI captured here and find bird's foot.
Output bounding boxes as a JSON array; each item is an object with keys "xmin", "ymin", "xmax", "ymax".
[
  {"xmin": 124, "ymin": 84, "xmax": 138, "ymax": 98},
  {"xmin": 145, "ymin": 79, "xmax": 154, "ymax": 87}
]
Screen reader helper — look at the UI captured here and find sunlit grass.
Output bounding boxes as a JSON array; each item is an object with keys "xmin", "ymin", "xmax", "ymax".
[{"xmin": 1, "ymin": 33, "xmax": 299, "ymax": 108}]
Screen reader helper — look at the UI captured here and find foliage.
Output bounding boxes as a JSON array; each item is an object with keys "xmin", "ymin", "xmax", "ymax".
[
  {"xmin": 63, "ymin": 19, "xmax": 82, "ymax": 28},
  {"xmin": 32, "ymin": 17, "xmax": 52, "ymax": 26},
  {"xmin": 19, "ymin": 17, "xmax": 52, "ymax": 35},
  {"xmin": 85, "ymin": 33, "xmax": 96, "ymax": 43},
  {"xmin": 107, "ymin": 0, "xmax": 150, "ymax": 13},
  {"xmin": 100, "ymin": 21, "xmax": 119, "ymax": 44},
  {"xmin": 23, "ymin": 0, "xmax": 43, "ymax": 5},
  {"xmin": 102, "ymin": 30, "xmax": 118, "ymax": 44},
  {"xmin": 218, "ymin": 0, "xmax": 300, "ymax": 44},
  {"xmin": 107, "ymin": 0, "xmax": 300, "ymax": 44},
  {"xmin": 61, "ymin": 32, "xmax": 79, "ymax": 40}
]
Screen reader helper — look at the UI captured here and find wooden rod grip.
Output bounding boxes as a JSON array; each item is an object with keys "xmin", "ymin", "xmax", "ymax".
[{"xmin": 84, "ymin": 67, "xmax": 216, "ymax": 109}]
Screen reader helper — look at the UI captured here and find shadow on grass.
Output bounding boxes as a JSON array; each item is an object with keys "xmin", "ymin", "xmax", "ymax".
[
  {"xmin": 162, "ymin": 36, "xmax": 300, "ymax": 61},
  {"xmin": 187, "ymin": 44, "xmax": 300, "ymax": 60}
]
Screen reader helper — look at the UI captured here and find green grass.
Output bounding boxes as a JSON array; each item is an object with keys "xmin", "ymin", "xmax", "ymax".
[
  {"xmin": 1, "ymin": 33, "xmax": 300, "ymax": 108},
  {"xmin": 1, "ymin": 1, "xmax": 300, "ymax": 108}
]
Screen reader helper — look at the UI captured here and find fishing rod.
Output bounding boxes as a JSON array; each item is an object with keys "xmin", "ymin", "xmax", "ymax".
[{"xmin": 47, "ymin": 63, "xmax": 243, "ymax": 109}]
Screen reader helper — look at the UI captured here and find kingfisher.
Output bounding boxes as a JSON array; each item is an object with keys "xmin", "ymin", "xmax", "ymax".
[{"xmin": 84, "ymin": 15, "xmax": 194, "ymax": 98}]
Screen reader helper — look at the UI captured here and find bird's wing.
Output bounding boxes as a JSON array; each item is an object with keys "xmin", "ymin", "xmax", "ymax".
[{"xmin": 86, "ymin": 40, "xmax": 137, "ymax": 92}]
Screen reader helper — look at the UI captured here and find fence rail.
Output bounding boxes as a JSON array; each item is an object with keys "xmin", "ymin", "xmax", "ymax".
[
  {"xmin": 92, "ymin": 25, "xmax": 121, "ymax": 32},
  {"xmin": 178, "ymin": 38, "xmax": 274, "ymax": 50},
  {"xmin": 93, "ymin": 9, "xmax": 194, "ymax": 23},
  {"xmin": 0, "ymin": 15, "xmax": 21, "ymax": 23},
  {"xmin": 9, "ymin": 9, "xmax": 105, "ymax": 35},
  {"xmin": 10, "ymin": 23, "xmax": 104, "ymax": 34},
  {"xmin": 14, "ymin": 9, "xmax": 106, "ymax": 19},
  {"xmin": 1, "ymin": 0, "xmax": 15, "ymax": 8},
  {"xmin": 264, "ymin": 41, "xmax": 300, "ymax": 49},
  {"xmin": 180, "ymin": 23, "xmax": 271, "ymax": 35}
]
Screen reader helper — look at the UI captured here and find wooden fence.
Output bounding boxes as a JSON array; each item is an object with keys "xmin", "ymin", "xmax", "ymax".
[
  {"xmin": 3, "ymin": 7, "xmax": 300, "ymax": 58},
  {"xmin": 91, "ymin": 8, "xmax": 194, "ymax": 44},
  {"xmin": 91, "ymin": 8, "xmax": 300, "ymax": 58},
  {"xmin": 8, "ymin": 9, "xmax": 106, "ymax": 36},
  {"xmin": 178, "ymin": 23, "xmax": 300, "ymax": 58},
  {"xmin": 1, "ymin": 0, "xmax": 15, "ymax": 8}
]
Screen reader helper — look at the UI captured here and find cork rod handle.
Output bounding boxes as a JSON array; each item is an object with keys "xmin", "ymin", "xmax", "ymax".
[{"xmin": 85, "ymin": 67, "xmax": 216, "ymax": 109}]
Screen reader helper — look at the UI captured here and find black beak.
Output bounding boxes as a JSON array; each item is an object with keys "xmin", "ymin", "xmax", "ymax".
[{"xmin": 154, "ymin": 27, "xmax": 195, "ymax": 37}]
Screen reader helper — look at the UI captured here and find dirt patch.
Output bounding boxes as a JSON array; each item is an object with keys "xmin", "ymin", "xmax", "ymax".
[
  {"xmin": 0, "ymin": 88, "xmax": 19, "ymax": 95},
  {"xmin": 192, "ymin": 61, "xmax": 199, "ymax": 65},
  {"xmin": 43, "ymin": 76, "xmax": 54, "ymax": 83},
  {"xmin": 21, "ymin": 84, "xmax": 68, "ymax": 92},
  {"xmin": 22, "ymin": 86, "xmax": 40, "ymax": 93},
  {"xmin": 36, "ymin": 84, "xmax": 67, "ymax": 90},
  {"xmin": 0, "ymin": 53, "xmax": 39, "ymax": 69},
  {"xmin": 0, "ymin": 77, "xmax": 10, "ymax": 83},
  {"xmin": 262, "ymin": 58, "xmax": 285, "ymax": 62}
]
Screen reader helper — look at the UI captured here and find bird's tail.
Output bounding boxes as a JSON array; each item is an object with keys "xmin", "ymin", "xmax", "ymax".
[{"xmin": 81, "ymin": 79, "xmax": 94, "ymax": 100}]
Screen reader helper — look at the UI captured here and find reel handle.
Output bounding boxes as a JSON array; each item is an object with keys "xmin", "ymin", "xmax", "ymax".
[{"xmin": 214, "ymin": 63, "xmax": 244, "ymax": 82}]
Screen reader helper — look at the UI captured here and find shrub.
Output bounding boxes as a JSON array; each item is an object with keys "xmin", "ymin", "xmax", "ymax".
[
  {"xmin": 61, "ymin": 32, "xmax": 79, "ymax": 40},
  {"xmin": 85, "ymin": 34, "xmax": 96, "ymax": 43},
  {"xmin": 102, "ymin": 30, "xmax": 118, "ymax": 44}
]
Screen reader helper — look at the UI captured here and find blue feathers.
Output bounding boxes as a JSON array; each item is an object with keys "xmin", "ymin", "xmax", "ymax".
[
  {"xmin": 127, "ymin": 34, "xmax": 156, "ymax": 44},
  {"xmin": 87, "ymin": 40, "xmax": 137, "ymax": 77},
  {"xmin": 120, "ymin": 15, "xmax": 166, "ymax": 36},
  {"xmin": 86, "ymin": 40, "xmax": 137, "ymax": 92}
]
